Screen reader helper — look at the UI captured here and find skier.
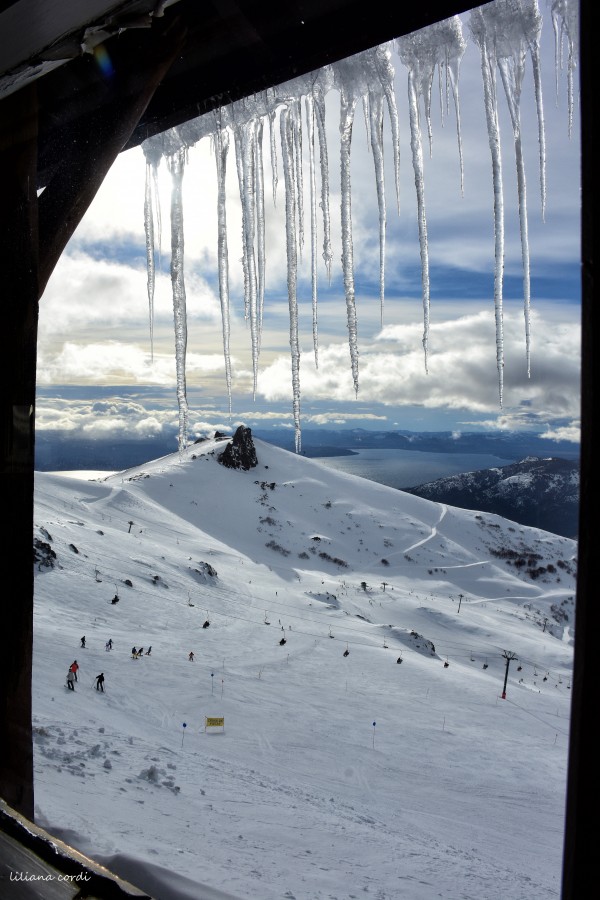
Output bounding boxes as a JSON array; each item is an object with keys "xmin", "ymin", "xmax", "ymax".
[
  {"xmin": 188, "ymin": 651, "xmax": 194, "ymax": 661},
  {"xmin": 131, "ymin": 646, "xmax": 137, "ymax": 658},
  {"xmin": 106, "ymin": 639, "xmax": 113, "ymax": 650},
  {"xmin": 80, "ymin": 636, "xmax": 86, "ymax": 648},
  {"xmin": 66, "ymin": 670, "xmax": 75, "ymax": 690},
  {"xmin": 145, "ymin": 646, "xmax": 152, "ymax": 656},
  {"xmin": 69, "ymin": 660, "xmax": 79, "ymax": 681},
  {"xmin": 95, "ymin": 673, "xmax": 105, "ymax": 692},
  {"xmin": 137, "ymin": 647, "xmax": 144, "ymax": 658}
]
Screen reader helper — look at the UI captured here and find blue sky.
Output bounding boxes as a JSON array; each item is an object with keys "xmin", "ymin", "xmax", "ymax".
[{"xmin": 36, "ymin": 5, "xmax": 581, "ymax": 447}]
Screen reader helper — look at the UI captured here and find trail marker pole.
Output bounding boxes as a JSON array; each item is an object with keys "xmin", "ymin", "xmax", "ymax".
[
  {"xmin": 181, "ymin": 722, "xmax": 187, "ymax": 747},
  {"xmin": 372, "ymin": 721, "xmax": 376, "ymax": 749},
  {"xmin": 211, "ymin": 673, "xmax": 214, "ymax": 694}
]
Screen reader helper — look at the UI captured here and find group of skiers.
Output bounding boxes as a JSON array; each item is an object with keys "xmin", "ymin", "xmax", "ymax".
[
  {"xmin": 66, "ymin": 639, "xmax": 200, "ymax": 691},
  {"xmin": 65, "ymin": 659, "xmax": 103, "ymax": 691}
]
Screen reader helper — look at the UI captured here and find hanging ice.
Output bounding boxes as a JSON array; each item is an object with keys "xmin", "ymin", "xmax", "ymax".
[
  {"xmin": 397, "ymin": 16, "xmax": 466, "ymax": 373},
  {"xmin": 213, "ymin": 114, "xmax": 233, "ymax": 418},
  {"xmin": 166, "ymin": 147, "xmax": 189, "ymax": 452},
  {"xmin": 142, "ymin": 141, "xmax": 163, "ymax": 362},
  {"xmin": 363, "ymin": 45, "xmax": 400, "ymax": 324},
  {"xmin": 469, "ymin": 0, "xmax": 545, "ymax": 402},
  {"xmin": 138, "ymin": 8, "xmax": 575, "ymax": 453},
  {"xmin": 232, "ymin": 109, "xmax": 261, "ymax": 397},
  {"xmin": 280, "ymin": 102, "xmax": 302, "ymax": 453},
  {"xmin": 551, "ymin": 0, "xmax": 579, "ymax": 137}
]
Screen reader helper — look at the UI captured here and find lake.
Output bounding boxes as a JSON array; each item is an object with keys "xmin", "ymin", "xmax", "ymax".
[{"xmin": 313, "ymin": 448, "xmax": 514, "ymax": 490}]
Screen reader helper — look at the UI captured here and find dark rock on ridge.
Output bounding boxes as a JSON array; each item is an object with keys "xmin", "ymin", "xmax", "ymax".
[{"xmin": 218, "ymin": 425, "xmax": 258, "ymax": 471}]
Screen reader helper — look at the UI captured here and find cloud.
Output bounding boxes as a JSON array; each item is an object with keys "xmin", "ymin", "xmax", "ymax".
[
  {"xmin": 37, "ymin": 341, "xmax": 228, "ymax": 386},
  {"xmin": 255, "ymin": 304, "xmax": 580, "ymax": 430}
]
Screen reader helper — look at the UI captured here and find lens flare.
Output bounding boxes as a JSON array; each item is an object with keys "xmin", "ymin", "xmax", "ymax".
[{"xmin": 93, "ymin": 44, "xmax": 114, "ymax": 78}]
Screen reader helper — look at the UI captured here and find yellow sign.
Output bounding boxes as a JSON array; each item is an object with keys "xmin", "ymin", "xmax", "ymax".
[{"xmin": 205, "ymin": 717, "xmax": 224, "ymax": 729}]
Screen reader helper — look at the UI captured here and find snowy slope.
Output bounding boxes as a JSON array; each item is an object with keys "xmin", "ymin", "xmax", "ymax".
[{"xmin": 32, "ymin": 436, "xmax": 576, "ymax": 900}]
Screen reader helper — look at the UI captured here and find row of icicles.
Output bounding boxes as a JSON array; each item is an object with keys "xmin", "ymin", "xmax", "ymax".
[{"xmin": 141, "ymin": 0, "xmax": 578, "ymax": 453}]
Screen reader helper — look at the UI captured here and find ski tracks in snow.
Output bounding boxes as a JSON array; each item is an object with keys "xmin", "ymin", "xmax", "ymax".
[{"xmin": 403, "ymin": 503, "xmax": 448, "ymax": 554}]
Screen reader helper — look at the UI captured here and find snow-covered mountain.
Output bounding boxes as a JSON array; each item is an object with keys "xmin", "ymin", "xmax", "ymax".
[
  {"xmin": 404, "ymin": 456, "xmax": 580, "ymax": 539},
  {"xmin": 32, "ymin": 432, "xmax": 576, "ymax": 900}
]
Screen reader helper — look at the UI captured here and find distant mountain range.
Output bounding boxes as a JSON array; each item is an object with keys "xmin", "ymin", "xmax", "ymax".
[
  {"xmin": 34, "ymin": 429, "xmax": 580, "ymax": 538},
  {"xmin": 253, "ymin": 427, "xmax": 581, "ymax": 461},
  {"xmin": 403, "ymin": 456, "xmax": 579, "ymax": 539},
  {"xmin": 35, "ymin": 427, "xmax": 580, "ymax": 473}
]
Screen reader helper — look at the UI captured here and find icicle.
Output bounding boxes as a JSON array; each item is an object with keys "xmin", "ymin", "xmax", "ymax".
[
  {"xmin": 356, "ymin": 46, "xmax": 397, "ymax": 326},
  {"xmin": 268, "ymin": 94, "xmax": 279, "ymax": 205},
  {"xmin": 143, "ymin": 159, "xmax": 156, "ymax": 361},
  {"xmin": 137, "ymin": 11, "xmax": 575, "ymax": 452},
  {"xmin": 397, "ymin": 18, "xmax": 466, "ymax": 373},
  {"xmin": 366, "ymin": 88, "xmax": 386, "ymax": 324},
  {"xmin": 551, "ymin": 0, "xmax": 579, "ymax": 137},
  {"xmin": 142, "ymin": 142, "xmax": 164, "ymax": 363},
  {"xmin": 213, "ymin": 116, "xmax": 233, "ymax": 419},
  {"xmin": 305, "ymin": 93, "xmax": 320, "ymax": 367},
  {"xmin": 469, "ymin": 8, "xmax": 505, "ymax": 406},
  {"xmin": 526, "ymin": 18, "xmax": 546, "ymax": 221},
  {"xmin": 233, "ymin": 111, "xmax": 260, "ymax": 397},
  {"xmin": 397, "ymin": 37, "xmax": 432, "ymax": 372},
  {"xmin": 280, "ymin": 105, "xmax": 302, "ymax": 453},
  {"xmin": 313, "ymin": 85, "xmax": 333, "ymax": 284},
  {"xmin": 499, "ymin": 48, "xmax": 533, "ymax": 376},
  {"xmin": 255, "ymin": 116, "xmax": 266, "ymax": 339},
  {"xmin": 470, "ymin": 0, "xmax": 545, "ymax": 392},
  {"xmin": 373, "ymin": 44, "xmax": 401, "ymax": 216},
  {"xmin": 338, "ymin": 81, "xmax": 360, "ymax": 397},
  {"xmin": 290, "ymin": 98, "xmax": 305, "ymax": 258},
  {"xmin": 167, "ymin": 147, "xmax": 189, "ymax": 452},
  {"xmin": 445, "ymin": 23, "xmax": 467, "ymax": 197}
]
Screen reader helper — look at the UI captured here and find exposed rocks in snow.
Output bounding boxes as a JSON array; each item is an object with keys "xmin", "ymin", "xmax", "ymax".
[
  {"xmin": 34, "ymin": 537, "xmax": 58, "ymax": 570},
  {"xmin": 218, "ymin": 425, "xmax": 258, "ymax": 471},
  {"xmin": 191, "ymin": 561, "xmax": 218, "ymax": 582}
]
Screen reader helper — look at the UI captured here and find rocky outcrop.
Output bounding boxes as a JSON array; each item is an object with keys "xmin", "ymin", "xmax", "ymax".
[{"xmin": 217, "ymin": 425, "xmax": 258, "ymax": 471}]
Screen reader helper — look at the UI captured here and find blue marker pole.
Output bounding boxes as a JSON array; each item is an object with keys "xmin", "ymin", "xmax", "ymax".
[
  {"xmin": 211, "ymin": 672, "xmax": 214, "ymax": 694},
  {"xmin": 181, "ymin": 722, "xmax": 187, "ymax": 747},
  {"xmin": 372, "ymin": 721, "xmax": 376, "ymax": 749}
]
